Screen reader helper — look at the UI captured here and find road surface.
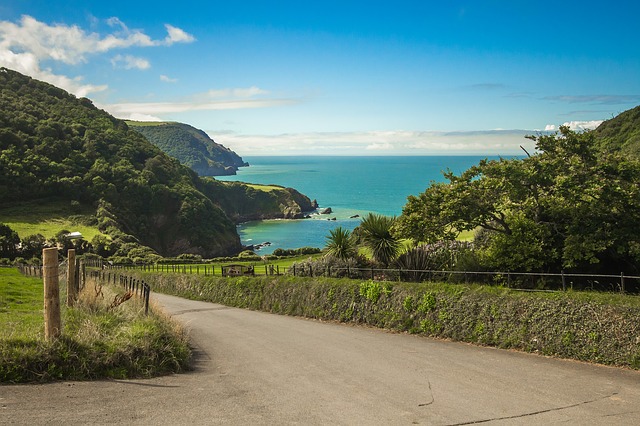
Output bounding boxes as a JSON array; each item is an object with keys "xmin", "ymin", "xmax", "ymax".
[{"xmin": 2, "ymin": 292, "xmax": 640, "ymax": 425}]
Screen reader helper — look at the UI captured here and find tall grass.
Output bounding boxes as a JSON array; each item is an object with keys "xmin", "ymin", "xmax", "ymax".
[{"xmin": 0, "ymin": 268, "xmax": 191, "ymax": 383}]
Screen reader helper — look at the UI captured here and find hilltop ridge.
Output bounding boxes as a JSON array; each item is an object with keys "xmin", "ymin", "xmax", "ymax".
[{"xmin": 128, "ymin": 121, "xmax": 248, "ymax": 176}]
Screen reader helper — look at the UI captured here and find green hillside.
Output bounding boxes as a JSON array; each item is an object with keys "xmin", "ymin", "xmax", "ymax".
[
  {"xmin": 593, "ymin": 105, "xmax": 640, "ymax": 157},
  {"xmin": 0, "ymin": 67, "xmax": 242, "ymax": 258},
  {"xmin": 128, "ymin": 121, "xmax": 248, "ymax": 176},
  {"xmin": 198, "ymin": 179, "xmax": 316, "ymax": 222},
  {"xmin": 0, "ymin": 68, "xmax": 318, "ymax": 261}
]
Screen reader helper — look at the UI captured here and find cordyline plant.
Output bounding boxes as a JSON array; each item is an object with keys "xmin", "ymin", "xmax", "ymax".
[{"xmin": 358, "ymin": 213, "xmax": 401, "ymax": 267}]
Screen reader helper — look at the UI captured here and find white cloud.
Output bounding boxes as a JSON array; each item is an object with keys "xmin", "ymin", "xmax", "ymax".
[
  {"xmin": 543, "ymin": 120, "xmax": 603, "ymax": 132},
  {"xmin": 101, "ymin": 86, "xmax": 294, "ymax": 118},
  {"xmin": 0, "ymin": 15, "xmax": 194, "ymax": 96},
  {"xmin": 207, "ymin": 130, "xmax": 537, "ymax": 156},
  {"xmin": 0, "ymin": 47, "xmax": 107, "ymax": 96},
  {"xmin": 124, "ymin": 112, "xmax": 164, "ymax": 122},
  {"xmin": 160, "ymin": 74, "xmax": 178, "ymax": 83},
  {"xmin": 102, "ymin": 97, "xmax": 297, "ymax": 118},
  {"xmin": 365, "ymin": 142, "xmax": 395, "ymax": 151},
  {"xmin": 111, "ymin": 54, "xmax": 150, "ymax": 70},
  {"xmin": 164, "ymin": 24, "xmax": 196, "ymax": 45},
  {"xmin": 207, "ymin": 86, "xmax": 269, "ymax": 98}
]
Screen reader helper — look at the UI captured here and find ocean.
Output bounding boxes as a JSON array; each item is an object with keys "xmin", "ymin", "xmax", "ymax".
[{"xmin": 216, "ymin": 156, "xmax": 503, "ymax": 254}]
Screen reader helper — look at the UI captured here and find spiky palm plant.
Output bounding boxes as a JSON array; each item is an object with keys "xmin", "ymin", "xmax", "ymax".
[
  {"xmin": 325, "ymin": 226, "xmax": 357, "ymax": 260},
  {"xmin": 359, "ymin": 213, "xmax": 400, "ymax": 266}
]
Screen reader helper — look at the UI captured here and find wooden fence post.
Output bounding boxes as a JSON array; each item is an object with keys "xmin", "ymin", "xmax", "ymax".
[
  {"xmin": 43, "ymin": 247, "xmax": 61, "ymax": 341},
  {"xmin": 66, "ymin": 249, "xmax": 76, "ymax": 306}
]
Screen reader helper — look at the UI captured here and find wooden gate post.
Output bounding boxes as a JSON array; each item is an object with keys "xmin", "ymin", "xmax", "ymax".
[
  {"xmin": 43, "ymin": 247, "xmax": 61, "ymax": 340},
  {"xmin": 66, "ymin": 249, "xmax": 76, "ymax": 306}
]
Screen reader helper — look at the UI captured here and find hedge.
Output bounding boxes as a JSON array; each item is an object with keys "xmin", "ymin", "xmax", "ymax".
[{"xmin": 134, "ymin": 272, "xmax": 640, "ymax": 369}]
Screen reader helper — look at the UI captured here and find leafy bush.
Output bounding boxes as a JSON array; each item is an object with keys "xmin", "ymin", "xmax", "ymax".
[
  {"xmin": 288, "ymin": 254, "xmax": 369, "ymax": 278},
  {"xmin": 272, "ymin": 247, "xmax": 321, "ymax": 257},
  {"xmin": 177, "ymin": 253, "xmax": 203, "ymax": 262},
  {"xmin": 237, "ymin": 250, "xmax": 261, "ymax": 260},
  {"xmin": 394, "ymin": 241, "xmax": 473, "ymax": 282}
]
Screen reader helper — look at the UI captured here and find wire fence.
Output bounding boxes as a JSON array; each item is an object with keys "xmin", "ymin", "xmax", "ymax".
[
  {"xmin": 86, "ymin": 270, "xmax": 150, "ymax": 315},
  {"xmin": 16, "ymin": 261, "xmax": 151, "ymax": 314},
  {"xmin": 83, "ymin": 259, "xmax": 640, "ymax": 294}
]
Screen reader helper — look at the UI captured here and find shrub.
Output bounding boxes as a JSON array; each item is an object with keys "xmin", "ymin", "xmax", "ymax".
[
  {"xmin": 288, "ymin": 255, "xmax": 369, "ymax": 278},
  {"xmin": 272, "ymin": 247, "xmax": 321, "ymax": 257},
  {"xmin": 237, "ymin": 250, "xmax": 261, "ymax": 260}
]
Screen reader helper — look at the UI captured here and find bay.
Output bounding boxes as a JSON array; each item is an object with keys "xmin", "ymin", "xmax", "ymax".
[{"xmin": 216, "ymin": 156, "xmax": 502, "ymax": 254}]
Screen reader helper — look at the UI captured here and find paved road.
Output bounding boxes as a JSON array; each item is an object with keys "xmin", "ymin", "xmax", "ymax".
[{"xmin": 2, "ymin": 293, "xmax": 640, "ymax": 425}]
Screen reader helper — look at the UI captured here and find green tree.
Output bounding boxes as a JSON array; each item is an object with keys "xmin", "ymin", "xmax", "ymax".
[
  {"xmin": 396, "ymin": 127, "xmax": 640, "ymax": 274},
  {"xmin": 0, "ymin": 223, "xmax": 20, "ymax": 259},
  {"xmin": 20, "ymin": 234, "xmax": 47, "ymax": 259}
]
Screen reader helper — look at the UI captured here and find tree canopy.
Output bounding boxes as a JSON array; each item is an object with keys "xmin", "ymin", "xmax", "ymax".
[{"xmin": 395, "ymin": 126, "xmax": 640, "ymax": 274}]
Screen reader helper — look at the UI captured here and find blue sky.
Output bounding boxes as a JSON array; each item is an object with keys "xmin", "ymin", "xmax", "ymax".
[{"xmin": 1, "ymin": 1, "xmax": 639, "ymax": 155}]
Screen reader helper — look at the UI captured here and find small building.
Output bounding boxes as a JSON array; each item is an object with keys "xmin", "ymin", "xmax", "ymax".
[{"xmin": 221, "ymin": 264, "xmax": 255, "ymax": 277}]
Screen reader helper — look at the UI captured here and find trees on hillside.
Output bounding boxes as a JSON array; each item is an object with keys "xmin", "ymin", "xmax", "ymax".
[
  {"xmin": 395, "ymin": 127, "xmax": 640, "ymax": 274},
  {"xmin": 0, "ymin": 68, "xmax": 243, "ymax": 258}
]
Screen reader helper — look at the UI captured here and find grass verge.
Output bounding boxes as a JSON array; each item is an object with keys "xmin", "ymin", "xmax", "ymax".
[
  {"xmin": 136, "ymin": 272, "xmax": 640, "ymax": 369},
  {"xmin": 0, "ymin": 268, "xmax": 191, "ymax": 383}
]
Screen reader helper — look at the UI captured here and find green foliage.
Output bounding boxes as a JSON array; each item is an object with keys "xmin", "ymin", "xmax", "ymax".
[
  {"xmin": 324, "ymin": 226, "xmax": 357, "ymax": 261},
  {"xmin": 141, "ymin": 272, "xmax": 640, "ymax": 369},
  {"xmin": 593, "ymin": 105, "xmax": 640, "ymax": 158},
  {"xmin": 272, "ymin": 247, "xmax": 321, "ymax": 257},
  {"xmin": 357, "ymin": 213, "xmax": 401, "ymax": 266},
  {"xmin": 0, "ymin": 223, "xmax": 19, "ymax": 258},
  {"xmin": 238, "ymin": 250, "xmax": 260, "ymax": 260},
  {"xmin": 396, "ymin": 125, "xmax": 640, "ymax": 275},
  {"xmin": 197, "ymin": 178, "xmax": 315, "ymax": 222},
  {"xmin": 128, "ymin": 121, "xmax": 247, "ymax": 176},
  {"xmin": 394, "ymin": 240, "xmax": 473, "ymax": 281},
  {"xmin": 0, "ymin": 68, "xmax": 242, "ymax": 258},
  {"xmin": 417, "ymin": 292, "xmax": 436, "ymax": 313},
  {"xmin": 358, "ymin": 280, "xmax": 392, "ymax": 303},
  {"xmin": 289, "ymin": 254, "xmax": 368, "ymax": 278}
]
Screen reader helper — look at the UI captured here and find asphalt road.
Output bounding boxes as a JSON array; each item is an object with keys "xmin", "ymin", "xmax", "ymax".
[{"xmin": 2, "ymin": 292, "xmax": 640, "ymax": 425}]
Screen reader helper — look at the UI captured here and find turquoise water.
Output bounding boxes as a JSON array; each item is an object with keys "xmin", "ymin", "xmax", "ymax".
[{"xmin": 217, "ymin": 156, "xmax": 503, "ymax": 254}]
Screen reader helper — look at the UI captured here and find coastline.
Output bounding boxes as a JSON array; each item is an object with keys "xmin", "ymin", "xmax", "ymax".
[{"xmin": 218, "ymin": 155, "xmax": 506, "ymax": 253}]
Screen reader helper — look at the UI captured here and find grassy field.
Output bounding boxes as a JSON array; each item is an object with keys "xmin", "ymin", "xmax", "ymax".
[
  {"xmin": 0, "ymin": 267, "xmax": 191, "ymax": 383},
  {"xmin": 0, "ymin": 199, "xmax": 106, "ymax": 241},
  {"xmin": 0, "ymin": 267, "xmax": 45, "ymax": 338},
  {"xmin": 219, "ymin": 181, "xmax": 283, "ymax": 192}
]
